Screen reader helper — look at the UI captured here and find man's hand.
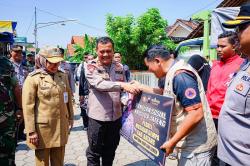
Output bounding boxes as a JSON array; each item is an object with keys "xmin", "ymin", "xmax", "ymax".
[
  {"xmin": 69, "ymin": 120, "xmax": 74, "ymax": 130},
  {"xmin": 79, "ymin": 95, "xmax": 84, "ymax": 104},
  {"xmin": 120, "ymin": 82, "xmax": 140, "ymax": 94},
  {"xmin": 130, "ymin": 80, "xmax": 141, "ymax": 88},
  {"xmin": 160, "ymin": 140, "xmax": 175, "ymax": 156},
  {"xmin": 29, "ymin": 132, "xmax": 39, "ymax": 146},
  {"xmin": 15, "ymin": 110, "xmax": 23, "ymax": 123}
]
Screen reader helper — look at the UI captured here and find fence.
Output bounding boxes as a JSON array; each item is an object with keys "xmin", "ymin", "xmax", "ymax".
[{"xmin": 131, "ymin": 71, "xmax": 158, "ymax": 88}]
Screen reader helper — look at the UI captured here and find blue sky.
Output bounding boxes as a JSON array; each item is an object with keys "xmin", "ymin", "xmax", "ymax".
[{"xmin": 0, "ymin": 0, "xmax": 222, "ymax": 48}]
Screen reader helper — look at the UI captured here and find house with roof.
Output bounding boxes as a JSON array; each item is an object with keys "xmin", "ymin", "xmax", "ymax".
[
  {"xmin": 67, "ymin": 36, "xmax": 85, "ymax": 56},
  {"xmin": 166, "ymin": 19, "xmax": 199, "ymax": 43}
]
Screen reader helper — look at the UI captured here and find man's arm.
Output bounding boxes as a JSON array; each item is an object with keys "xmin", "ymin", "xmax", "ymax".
[
  {"xmin": 160, "ymin": 71, "xmax": 203, "ymax": 155},
  {"xmin": 13, "ymin": 78, "xmax": 22, "ymax": 109},
  {"xmin": 160, "ymin": 104, "xmax": 203, "ymax": 155},
  {"xmin": 22, "ymin": 76, "xmax": 37, "ymax": 134},
  {"xmin": 131, "ymin": 80, "xmax": 163, "ymax": 95},
  {"xmin": 86, "ymin": 64, "xmax": 139, "ymax": 94},
  {"xmin": 65, "ymin": 74, "xmax": 74, "ymax": 129}
]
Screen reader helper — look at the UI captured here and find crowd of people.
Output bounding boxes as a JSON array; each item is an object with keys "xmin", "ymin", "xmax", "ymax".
[{"xmin": 1, "ymin": 3, "xmax": 250, "ymax": 166}]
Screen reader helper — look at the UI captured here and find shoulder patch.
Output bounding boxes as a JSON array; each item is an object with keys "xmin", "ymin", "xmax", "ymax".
[{"xmin": 184, "ymin": 88, "xmax": 197, "ymax": 99}]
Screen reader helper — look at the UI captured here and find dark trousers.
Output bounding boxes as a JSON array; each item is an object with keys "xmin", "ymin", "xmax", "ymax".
[
  {"xmin": 86, "ymin": 117, "xmax": 122, "ymax": 166},
  {"xmin": 81, "ymin": 108, "xmax": 89, "ymax": 128},
  {"xmin": 18, "ymin": 121, "xmax": 25, "ymax": 139},
  {"xmin": 212, "ymin": 118, "xmax": 219, "ymax": 166}
]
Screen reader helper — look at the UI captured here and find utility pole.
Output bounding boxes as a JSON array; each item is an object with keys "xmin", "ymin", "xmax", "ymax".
[
  {"xmin": 33, "ymin": 7, "xmax": 76, "ymax": 54},
  {"xmin": 34, "ymin": 6, "xmax": 37, "ymax": 55}
]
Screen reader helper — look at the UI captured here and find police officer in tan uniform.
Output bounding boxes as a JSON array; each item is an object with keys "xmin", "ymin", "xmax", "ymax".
[
  {"xmin": 22, "ymin": 46, "xmax": 74, "ymax": 166},
  {"xmin": 85, "ymin": 37, "xmax": 139, "ymax": 166}
]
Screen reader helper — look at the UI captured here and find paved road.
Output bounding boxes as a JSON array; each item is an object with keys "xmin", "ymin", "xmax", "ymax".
[{"xmin": 15, "ymin": 97, "xmax": 176, "ymax": 165}]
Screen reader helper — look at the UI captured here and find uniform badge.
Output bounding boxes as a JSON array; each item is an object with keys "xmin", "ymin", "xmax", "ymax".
[
  {"xmin": 236, "ymin": 83, "xmax": 244, "ymax": 91},
  {"xmin": 185, "ymin": 88, "xmax": 197, "ymax": 99}
]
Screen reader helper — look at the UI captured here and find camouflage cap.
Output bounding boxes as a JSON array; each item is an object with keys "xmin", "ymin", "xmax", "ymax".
[
  {"xmin": 10, "ymin": 45, "xmax": 23, "ymax": 52},
  {"xmin": 38, "ymin": 46, "xmax": 64, "ymax": 63}
]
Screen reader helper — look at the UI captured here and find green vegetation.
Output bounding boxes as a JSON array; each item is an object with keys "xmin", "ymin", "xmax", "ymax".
[
  {"xmin": 106, "ymin": 8, "xmax": 176, "ymax": 70},
  {"xmin": 66, "ymin": 34, "xmax": 96, "ymax": 63}
]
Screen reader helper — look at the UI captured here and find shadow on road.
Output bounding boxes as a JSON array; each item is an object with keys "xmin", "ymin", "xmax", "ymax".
[
  {"xmin": 71, "ymin": 126, "xmax": 84, "ymax": 132},
  {"xmin": 74, "ymin": 114, "xmax": 81, "ymax": 120},
  {"xmin": 64, "ymin": 163, "xmax": 77, "ymax": 166},
  {"xmin": 125, "ymin": 159, "xmax": 157, "ymax": 166},
  {"xmin": 16, "ymin": 142, "xmax": 30, "ymax": 152}
]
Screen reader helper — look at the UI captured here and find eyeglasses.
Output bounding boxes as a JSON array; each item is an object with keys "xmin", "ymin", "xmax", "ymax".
[{"xmin": 235, "ymin": 22, "xmax": 250, "ymax": 33}]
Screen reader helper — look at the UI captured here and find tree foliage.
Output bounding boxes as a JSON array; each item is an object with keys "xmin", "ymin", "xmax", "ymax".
[{"xmin": 106, "ymin": 8, "xmax": 176, "ymax": 70}]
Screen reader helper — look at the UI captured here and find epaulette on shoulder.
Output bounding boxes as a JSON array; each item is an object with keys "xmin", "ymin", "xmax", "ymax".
[{"xmin": 29, "ymin": 69, "xmax": 43, "ymax": 76}]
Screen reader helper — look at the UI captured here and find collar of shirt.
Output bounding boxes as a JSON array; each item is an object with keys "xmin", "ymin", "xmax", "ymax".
[
  {"xmin": 219, "ymin": 54, "xmax": 240, "ymax": 65},
  {"xmin": 241, "ymin": 59, "xmax": 250, "ymax": 71},
  {"xmin": 11, "ymin": 60, "xmax": 22, "ymax": 68},
  {"xmin": 169, "ymin": 59, "xmax": 178, "ymax": 70}
]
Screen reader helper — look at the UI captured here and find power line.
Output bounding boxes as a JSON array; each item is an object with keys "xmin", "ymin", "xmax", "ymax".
[
  {"xmin": 36, "ymin": 8, "xmax": 105, "ymax": 32},
  {"xmin": 185, "ymin": 0, "xmax": 221, "ymax": 19},
  {"xmin": 25, "ymin": 13, "xmax": 34, "ymax": 36}
]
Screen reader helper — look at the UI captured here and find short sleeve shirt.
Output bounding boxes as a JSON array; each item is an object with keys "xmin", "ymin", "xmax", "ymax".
[{"xmin": 173, "ymin": 71, "xmax": 201, "ymax": 108}]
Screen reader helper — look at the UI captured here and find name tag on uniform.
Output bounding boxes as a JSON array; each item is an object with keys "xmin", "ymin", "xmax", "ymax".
[{"xmin": 63, "ymin": 92, "xmax": 68, "ymax": 103}]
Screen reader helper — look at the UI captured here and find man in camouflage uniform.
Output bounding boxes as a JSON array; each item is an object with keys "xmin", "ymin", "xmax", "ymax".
[
  {"xmin": 25, "ymin": 53, "xmax": 35, "ymax": 73},
  {"xmin": 0, "ymin": 51, "xmax": 22, "ymax": 165}
]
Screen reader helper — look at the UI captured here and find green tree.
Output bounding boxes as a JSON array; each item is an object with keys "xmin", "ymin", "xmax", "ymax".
[
  {"xmin": 106, "ymin": 8, "xmax": 176, "ymax": 70},
  {"xmin": 67, "ymin": 34, "xmax": 96, "ymax": 63}
]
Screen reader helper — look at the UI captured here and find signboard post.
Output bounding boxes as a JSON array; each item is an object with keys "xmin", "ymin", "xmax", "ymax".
[{"xmin": 121, "ymin": 92, "xmax": 174, "ymax": 166}]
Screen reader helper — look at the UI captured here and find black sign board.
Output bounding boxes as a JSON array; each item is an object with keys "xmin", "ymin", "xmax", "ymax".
[{"xmin": 121, "ymin": 92, "xmax": 174, "ymax": 166}]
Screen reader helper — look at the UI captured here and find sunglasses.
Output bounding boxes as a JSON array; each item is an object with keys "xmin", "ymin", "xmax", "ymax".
[{"xmin": 235, "ymin": 22, "xmax": 250, "ymax": 33}]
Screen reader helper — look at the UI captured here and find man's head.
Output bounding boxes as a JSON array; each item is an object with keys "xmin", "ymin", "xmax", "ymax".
[
  {"xmin": 83, "ymin": 52, "xmax": 89, "ymax": 62},
  {"xmin": 10, "ymin": 45, "xmax": 23, "ymax": 63},
  {"xmin": 26, "ymin": 53, "xmax": 35, "ymax": 64},
  {"xmin": 144, "ymin": 44, "xmax": 172, "ymax": 78},
  {"xmin": 96, "ymin": 37, "xmax": 114, "ymax": 66},
  {"xmin": 113, "ymin": 52, "xmax": 122, "ymax": 63},
  {"xmin": 59, "ymin": 48, "xmax": 65, "ymax": 57},
  {"xmin": 222, "ymin": 4, "xmax": 250, "ymax": 55},
  {"xmin": 86, "ymin": 55, "xmax": 94, "ymax": 63},
  {"xmin": 217, "ymin": 31, "xmax": 238, "ymax": 61}
]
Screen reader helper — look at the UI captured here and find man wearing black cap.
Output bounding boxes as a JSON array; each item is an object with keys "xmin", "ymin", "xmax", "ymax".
[{"xmin": 217, "ymin": 3, "xmax": 250, "ymax": 166}]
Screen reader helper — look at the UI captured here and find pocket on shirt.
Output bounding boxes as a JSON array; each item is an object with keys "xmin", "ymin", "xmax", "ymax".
[
  {"xmin": 39, "ymin": 83, "xmax": 52, "ymax": 97},
  {"xmin": 227, "ymin": 82, "xmax": 250, "ymax": 114}
]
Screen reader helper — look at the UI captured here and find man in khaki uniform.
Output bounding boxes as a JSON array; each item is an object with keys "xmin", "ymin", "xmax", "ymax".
[
  {"xmin": 85, "ymin": 37, "xmax": 139, "ymax": 166},
  {"xmin": 22, "ymin": 46, "xmax": 74, "ymax": 166}
]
